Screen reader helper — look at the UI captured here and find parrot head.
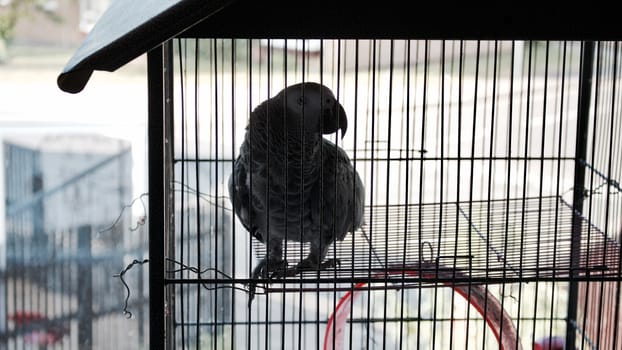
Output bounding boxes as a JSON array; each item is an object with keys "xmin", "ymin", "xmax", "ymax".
[{"xmin": 279, "ymin": 82, "xmax": 348, "ymax": 138}]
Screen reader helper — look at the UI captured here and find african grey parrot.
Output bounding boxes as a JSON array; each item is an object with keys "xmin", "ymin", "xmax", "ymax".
[{"xmin": 228, "ymin": 82, "xmax": 365, "ymax": 295}]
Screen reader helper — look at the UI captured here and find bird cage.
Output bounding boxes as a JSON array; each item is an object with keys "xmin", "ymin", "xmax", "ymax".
[{"xmin": 58, "ymin": 2, "xmax": 622, "ymax": 349}]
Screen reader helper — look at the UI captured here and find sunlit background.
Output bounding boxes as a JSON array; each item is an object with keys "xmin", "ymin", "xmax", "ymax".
[
  {"xmin": 3, "ymin": 2, "xmax": 622, "ymax": 350},
  {"xmin": 1, "ymin": 1, "xmax": 150, "ymax": 348}
]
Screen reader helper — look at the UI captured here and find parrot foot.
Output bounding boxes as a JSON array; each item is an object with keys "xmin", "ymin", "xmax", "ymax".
[
  {"xmin": 283, "ymin": 257, "xmax": 342, "ymax": 277},
  {"xmin": 252, "ymin": 258, "xmax": 289, "ymax": 279},
  {"xmin": 247, "ymin": 258, "xmax": 289, "ymax": 308},
  {"xmin": 319, "ymin": 258, "xmax": 341, "ymax": 270}
]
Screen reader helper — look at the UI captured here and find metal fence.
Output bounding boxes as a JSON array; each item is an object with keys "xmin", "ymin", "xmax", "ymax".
[{"xmin": 1, "ymin": 142, "xmax": 149, "ymax": 349}]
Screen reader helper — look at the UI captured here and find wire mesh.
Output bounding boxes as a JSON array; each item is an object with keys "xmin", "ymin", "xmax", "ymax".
[
  {"xmin": 2, "ymin": 143, "xmax": 148, "ymax": 349},
  {"xmin": 161, "ymin": 39, "xmax": 622, "ymax": 349}
]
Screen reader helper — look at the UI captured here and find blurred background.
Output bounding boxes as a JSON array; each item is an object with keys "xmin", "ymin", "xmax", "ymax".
[{"xmin": 1, "ymin": 0, "xmax": 150, "ymax": 348}]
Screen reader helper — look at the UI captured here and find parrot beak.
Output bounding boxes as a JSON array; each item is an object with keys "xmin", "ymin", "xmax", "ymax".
[
  {"xmin": 320, "ymin": 99, "xmax": 348, "ymax": 138},
  {"xmin": 338, "ymin": 104, "xmax": 348, "ymax": 139}
]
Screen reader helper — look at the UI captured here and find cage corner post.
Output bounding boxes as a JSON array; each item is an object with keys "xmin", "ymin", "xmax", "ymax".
[
  {"xmin": 566, "ymin": 40, "xmax": 595, "ymax": 350},
  {"xmin": 148, "ymin": 40, "xmax": 176, "ymax": 350}
]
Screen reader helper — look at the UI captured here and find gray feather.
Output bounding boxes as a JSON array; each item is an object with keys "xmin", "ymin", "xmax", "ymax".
[{"xmin": 229, "ymin": 82, "xmax": 364, "ymax": 279}]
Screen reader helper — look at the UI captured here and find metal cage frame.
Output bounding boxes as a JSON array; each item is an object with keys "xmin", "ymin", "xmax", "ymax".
[{"xmin": 57, "ymin": 2, "xmax": 622, "ymax": 349}]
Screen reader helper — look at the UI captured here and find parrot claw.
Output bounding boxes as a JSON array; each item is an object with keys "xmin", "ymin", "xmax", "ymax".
[
  {"xmin": 247, "ymin": 258, "xmax": 289, "ymax": 307},
  {"xmin": 251, "ymin": 258, "xmax": 289, "ymax": 279},
  {"xmin": 320, "ymin": 258, "xmax": 341, "ymax": 269},
  {"xmin": 286, "ymin": 258, "xmax": 342, "ymax": 276},
  {"xmin": 247, "ymin": 283, "xmax": 257, "ymax": 308}
]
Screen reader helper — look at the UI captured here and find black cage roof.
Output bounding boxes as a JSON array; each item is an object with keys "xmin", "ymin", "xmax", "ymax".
[
  {"xmin": 57, "ymin": 0, "xmax": 232, "ymax": 93},
  {"xmin": 57, "ymin": 0, "xmax": 622, "ymax": 93}
]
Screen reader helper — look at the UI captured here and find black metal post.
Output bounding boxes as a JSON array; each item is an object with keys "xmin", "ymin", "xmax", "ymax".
[
  {"xmin": 148, "ymin": 40, "xmax": 175, "ymax": 350},
  {"xmin": 137, "ymin": 226, "xmax": 146, "ymax": 347},
  {"xmin": 163, "ymin": 39, "xmax": 176, "ymax": 350},
  {"xmin": 566, "ymin": 40, "xmax": 595, "ymax": 350},
  {"xmin": 77, "ymin": 225, "xmax": 93, "ymax": 349},
  {"xmin": 148, "ymin": 44, "xmax": 166, "ymax": 349}
]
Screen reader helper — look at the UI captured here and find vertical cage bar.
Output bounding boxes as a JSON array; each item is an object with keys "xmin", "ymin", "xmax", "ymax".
[
  {"xmin": 164, "ymin": 39, "xmax": 176, "ymax": 350},
  {"xmin": 176, "ymin": 38, "xmax": 187, "ymax": 350},
  {"xmin": 229, "ymin": 38, "xmax": 237, "ymax": 349},
  {"xmin": 192, "ymin": 38, "xmax": 201, "ymax": 350},
  {"xmin": 148, "ymin": 43, "xmax": 165, "ymax": 350},
  {"xmin": 566, "ymin": 40, "xmax": 595, "ymax": 350},
  {"xmin": 148, "ymin": 41, "xmax": 175, "ymax": 349}
]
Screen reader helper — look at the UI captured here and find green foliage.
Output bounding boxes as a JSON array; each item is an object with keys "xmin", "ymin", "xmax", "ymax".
[
  {"xmin": 0, "ymin": 0, "xmax": 62, "ymax": 41},
  {"xmin": 1, "ymin": 0, "xmax": 25, "ymax": 41}
]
